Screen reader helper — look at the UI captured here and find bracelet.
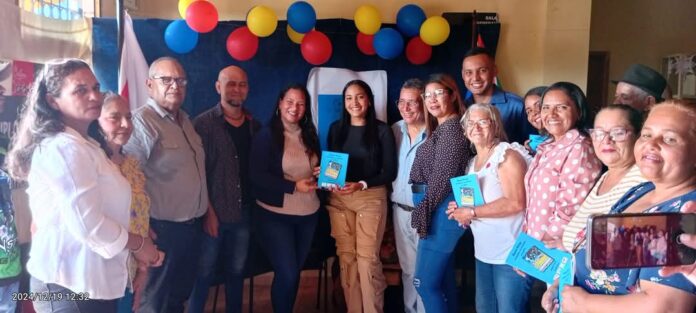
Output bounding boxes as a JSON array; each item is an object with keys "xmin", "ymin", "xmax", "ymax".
[
  {"xmin": 131, "ymin": 235, "xmax": 145, "ymax": 253},
  {"xmin": 471, "ymin": 208, "xmax": 477, "ymax": 218},
  {"xmin": 358, "ymin": 180, "xmax": 368, "ymax": 191}
]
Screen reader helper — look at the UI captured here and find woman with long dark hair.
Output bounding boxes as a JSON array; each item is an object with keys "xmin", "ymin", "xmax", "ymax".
[
  {"xmin": 326, "ymin": 79, "xmax": 396, "ymax": 313},
  {"xmin": 6, "ymin": 59, "xmax": 161, "ymax": 312},
  {"xmin": 250, "ymin": 84, "xmax": 321, "ymax": 313}
]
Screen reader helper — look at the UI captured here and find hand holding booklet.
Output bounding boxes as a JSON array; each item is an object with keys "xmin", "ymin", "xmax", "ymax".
[
  {"xmin": 317, "ymin": 151, "xmax": 349, "ymax": 189},
  {"xmin": 505, "ymin": 233, "xmax": 574, "ymax": 312},
  {"xmin": 506, "ymin": 233, "xmax": 572, "ymax": 284},
  {"xmin": 450, "ymin": 174, "xmax": 484, "ymax": 207}
]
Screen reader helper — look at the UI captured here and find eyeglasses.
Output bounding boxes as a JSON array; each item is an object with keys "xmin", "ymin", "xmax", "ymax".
[
  {"xmin": 396, "ymin": 99, "xmax": 420, "ymax": 109},
  {"xmin": 421, "ymin": 89, "xmax": 447, "ymax": 100},
  {"xmin": 151, "ymin": 76, "xmax": 188, "ymax": 86},
  {"xmin": 466, "ymin": 119, "xmax": 492, "ymax": 129},
  {"xmin": 589, "ymin": 128, "xmax": 633, "ymax": 142}
]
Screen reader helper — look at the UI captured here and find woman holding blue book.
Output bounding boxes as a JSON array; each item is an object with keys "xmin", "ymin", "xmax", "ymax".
[
  {"xmin": 250, "ymin": 84, "xmax": 321, "ymax": 313},
  {"xmin": 325, "ymin": 79, "xmax": 396, "ymax": 313},
  {"xmin": 408, "ymin": 73, "xmax": 472, "ymax": 313},
  {"xmin": 446, "ymin": 103, "xmax": 534, "ymax": 313}
]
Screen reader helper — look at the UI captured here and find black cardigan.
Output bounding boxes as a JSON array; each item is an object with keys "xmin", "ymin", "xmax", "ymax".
[{"xmin": 249, "ymin": 126, "xmax": 320, "ymax": 207}]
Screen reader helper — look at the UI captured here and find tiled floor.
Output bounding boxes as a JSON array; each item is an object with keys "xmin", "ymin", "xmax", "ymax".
[{"xmin": 200, "ymin": 257, "xmax": 546, "ymax": 313}]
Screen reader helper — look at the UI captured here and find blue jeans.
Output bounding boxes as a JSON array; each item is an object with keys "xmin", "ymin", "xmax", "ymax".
[
  {"xmin": 137, "ymin": 218, "xmax": 203, "ymax": 313},
  {"xmin": 188, "ymin": 217, "xmax": 250, "ymax": 313},
  {"xmin": 0, "ymin": 280, "xmax": 18, "ymax": 312},
  {"xmin": 475, "ymin": 260, "xmax": 534, "ymax": 313},
  {"xmin": 413, "ymin": 191, "xmax": 465, "ymax": 313},
  {"xmin": 30, "ymin": 277, "xmax": 116, "ymax": 313},
  {"xmin": 256, "ymin": 207, "xmax": 318, "ymax": 313}
]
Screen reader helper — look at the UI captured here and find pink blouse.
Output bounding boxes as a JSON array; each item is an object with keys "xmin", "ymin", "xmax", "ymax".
[{"xmin": 524, "ymin": 129, "xmax": 602, "ymax": 240}]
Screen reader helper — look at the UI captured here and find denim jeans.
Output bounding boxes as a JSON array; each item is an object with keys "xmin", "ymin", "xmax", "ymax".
[
  {"xmin": 137, "ymin": 218, "xmax": 203, "ymax": 313},
  {"xmin": 474, "ymin": 260, "xmax": 534, "ymax": 313},
  {"xmin": 0, "ymin": 280, "xmax": 18, "ymax": 313},
  {"xmin": 30, "ymin": 277, "xmax": 116, "ymax": 313},
  {"xmin": 188, "ymin": 217, "xmax": 250, "ymax": 313},
  {"xmin": 413, "ymin": 191, "xmax": 465, "ymax": 313},
  {"xmin": 256, "ymin": 207, "xmax": 318, "ymax": 313}
]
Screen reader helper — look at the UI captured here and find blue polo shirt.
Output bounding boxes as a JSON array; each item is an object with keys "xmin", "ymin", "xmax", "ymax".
[
  {"xmin": 465, "ymin": 86, "xmax": 533, "ymax": 144},
  {"xmin": 390, "ymin": 120, "xmax": 427, "ymax": 206}
]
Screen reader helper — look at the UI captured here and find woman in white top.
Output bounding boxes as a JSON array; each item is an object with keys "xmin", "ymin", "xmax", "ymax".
[
  {"xmin": 5, "ymin": 59, "xmax": 161, "ymax": 313},
  {"xmin": 446, "ymin": 103, "xmax": 534, "ymax": 313}
]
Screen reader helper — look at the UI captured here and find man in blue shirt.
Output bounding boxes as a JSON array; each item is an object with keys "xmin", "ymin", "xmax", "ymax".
[
  {"xmin": 391, "ymin": 78, "xmax": 427, "ymax": 313},
  {"xmin": 461, "ymin": 47, "xmax": 532, "ymax": 143}
]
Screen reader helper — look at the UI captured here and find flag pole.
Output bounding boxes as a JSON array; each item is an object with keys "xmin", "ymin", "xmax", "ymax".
[
  {"xmin": 471, "ymin": 10, "xmax": 478, "ymax": 48},
  {"xmin": 116, "ymin": 0, "xmax": 124, "ymax": 63}
]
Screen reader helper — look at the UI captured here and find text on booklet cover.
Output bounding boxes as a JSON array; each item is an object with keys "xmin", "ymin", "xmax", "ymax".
[{"xmin": 318, "ymin": 151, "xmax": 349, "ymax": 189}]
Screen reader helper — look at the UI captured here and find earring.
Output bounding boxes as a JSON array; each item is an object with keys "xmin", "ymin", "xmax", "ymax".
[{"xmin": 275, "ymin": 108, "xmax": 280, "ymax": 116}]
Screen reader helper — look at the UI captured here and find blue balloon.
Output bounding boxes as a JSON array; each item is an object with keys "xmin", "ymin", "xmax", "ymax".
[
  {"xmin": 164, "ymin": 20, "xmax": 199, "ymax": 54},
  {"xmin": 287, "ymin": 1, "xmax": 316, "ymax": 34},
  {"xmin": 373, "ymin": 28, "xmax": 404, "ymax": 60},
  {"xmin": 396, "ymin": 4, "xmax": 426, "ymax": 37}
]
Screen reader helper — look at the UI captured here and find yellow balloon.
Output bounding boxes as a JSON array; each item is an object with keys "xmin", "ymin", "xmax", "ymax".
[
  {"xmin": 420, "ymin": 16, "xmax": 450, "ymax": 46},
  {"xmin": 354, "ymin": 5, "xmax": 381, "ymax": 35},
  {"xmin": 247, "ymin": 5, "xmax": 278, "ymax": 38},
  {"xmin": 178, "ymin": 0, "xmax": 200, "ymax": 19},
  {"xmin": 287, "ymin": 25, "xmax": 308, "ymax": 44}
]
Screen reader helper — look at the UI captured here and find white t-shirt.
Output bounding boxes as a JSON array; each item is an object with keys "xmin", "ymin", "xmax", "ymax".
[
  {"xmin": 26, "ymin": 127, "xmax": 132, "ymax": 299},
  {"xmin": 468, "ymin": 142, "xmax": 531, "ymax": 264}
]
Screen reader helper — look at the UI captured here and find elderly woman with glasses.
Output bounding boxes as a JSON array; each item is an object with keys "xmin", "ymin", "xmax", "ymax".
[
  {"xmin": 558, "ymin": 104, "xmax": 647, "ymax": 252},
  {"xmin": 409, "ymin": 73, "xmax": 472, "ymax": 313},
  {"xmin": 6, "ymin": 59, "xmax": 161, "ymax": 312},
  {"xmin": 542, "ymin": 101, "xmax": 696, "ymax": 313},
  {"xmin": 446, "ymin": 103, "xmax": 534, "ymax": 313},
  {"xmin": 524, "ymin": 82, "xmax": 602, "ymax": 243}
]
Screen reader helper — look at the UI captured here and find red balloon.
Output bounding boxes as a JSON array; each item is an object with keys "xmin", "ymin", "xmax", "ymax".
[
  {"xmin": 356, "ymin": 32, "xmax": 375, "ymax": 55},
  {"xmin": 226, "ymin": 26, "xmax": 259, "ymax": 61},
  {"xmin": 301, "ymin": 30, "xmax": 332, "ymax": 65},
  {"xmin": 186, "ymin": 1, "xmax": 218, "ymax": 33},
  {"xmin": 406, "ymin": 36, "xmax": 432, "ymax": 65}
]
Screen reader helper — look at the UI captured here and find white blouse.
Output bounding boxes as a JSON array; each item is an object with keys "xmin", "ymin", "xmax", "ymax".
[
  {"xmin": 26, "ymin": 127, "xmax": 132, "ymax": 299},
  {"xmin": 468, "ymin": 142, "xmax": 532, "ymax": 264}
]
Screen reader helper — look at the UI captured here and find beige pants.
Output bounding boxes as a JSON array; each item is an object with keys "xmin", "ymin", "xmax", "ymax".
[{"xmin": 327, "ymin": 186, "xmax": 388, "ymax": 313}]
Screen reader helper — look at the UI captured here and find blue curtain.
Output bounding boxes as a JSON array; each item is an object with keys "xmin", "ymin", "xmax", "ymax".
[{"xmin": 92, "ymin": 16, "xmax": 499, "ymax": 125}]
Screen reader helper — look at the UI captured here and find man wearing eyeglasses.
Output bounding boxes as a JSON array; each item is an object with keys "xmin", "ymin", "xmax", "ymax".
[
  {"xmin": 188, "ymin": 65, "xmax": 261, "ymax": 313},
  {"xmin": 461, "ymin": 47, "xmax": 532, "ymax": 144},
  {"xmin": 124, "ymin": 57, "xmax": 208, "ymax": 313},
  {"xmin": 391, "ymin": 78, "xmax": 427, "ymax": 313}
]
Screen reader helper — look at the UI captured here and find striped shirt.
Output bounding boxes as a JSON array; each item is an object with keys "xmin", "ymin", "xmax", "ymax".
[{"xmin": 561, "ymin": 165, "xmax": 646, "ymax": 251}]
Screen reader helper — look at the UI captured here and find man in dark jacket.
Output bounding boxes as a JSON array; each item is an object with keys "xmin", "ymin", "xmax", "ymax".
[{"xmin": 188, "ymin": 65, "xmax": 261, "ymax": 313}]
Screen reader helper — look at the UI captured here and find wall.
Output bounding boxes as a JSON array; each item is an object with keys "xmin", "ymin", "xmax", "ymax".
[
  {"xmin": 101, "ymin": 0, "xmax": 593, "ymax": 95},
  {"xmin": 590, "ymin": 0, "xmax": 696, "ymax": 102}
]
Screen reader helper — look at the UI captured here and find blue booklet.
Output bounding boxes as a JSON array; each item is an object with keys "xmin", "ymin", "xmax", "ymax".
[
  {"xmin": 528, "ymin": 134, "xmax": 548, "ymax": 152},
  {"xmin": 505, "ymin": 233, "xmax": 573, "ymax": 284},
  {"xmin": 450, "ymin": 174, "xmax": 484, "ymax": 207},
  {"xmin": 557, "ymin": 255, "xmax": 575, "ymax": 313},
  {"xmin": 317, "ymin": 151, "xmax": 349, "ymax": 189}
]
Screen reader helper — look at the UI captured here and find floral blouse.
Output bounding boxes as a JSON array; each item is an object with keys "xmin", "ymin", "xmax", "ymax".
[
  {"xmin": 524, "ymin": 129, "xmax": 602, "ymax": 240},
  {"xmin": 120, "ymin": 156, "xmax": 150, "ymax": 237},
  {"xmin": 574, "ymin": 182, "xmax": 696, "ymax": 295}
]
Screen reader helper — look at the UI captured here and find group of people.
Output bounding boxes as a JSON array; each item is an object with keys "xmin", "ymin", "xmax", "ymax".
[
  {"xmin": 607, "ymin": 225, "xmax": 670, "ymax": 267},
  {"xmin": 0, "ymin": 44, "xmax": 694, "ymax": 313}
]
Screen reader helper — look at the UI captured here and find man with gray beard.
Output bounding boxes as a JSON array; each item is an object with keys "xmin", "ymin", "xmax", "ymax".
[{"xmin": 188, "ymin": 65, "xmax": 260, "ymax": 313}]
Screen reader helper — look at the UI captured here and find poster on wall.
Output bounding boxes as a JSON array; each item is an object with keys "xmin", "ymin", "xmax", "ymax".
[{"xmin": 0, "ymin": 59, "xmax": 43, "ymax": 160}]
